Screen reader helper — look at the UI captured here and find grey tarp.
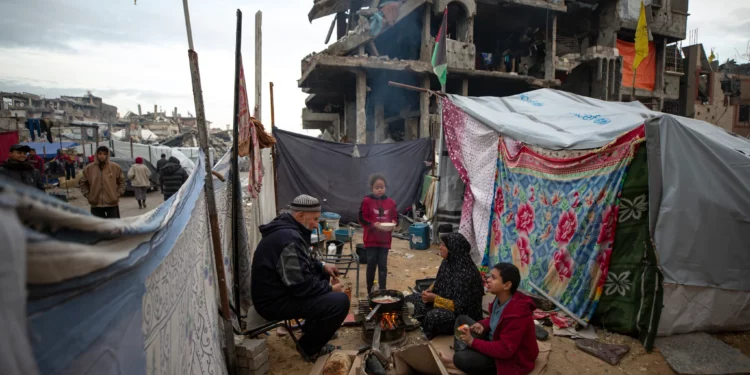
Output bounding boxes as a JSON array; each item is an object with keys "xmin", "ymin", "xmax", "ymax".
[
  {"xmin": 646, "ymin": 115, "xmax": 750, "ymax": 335},
  {"xmin": 274, "ymin": 128, "xmax": 433, "ymax": 223}
]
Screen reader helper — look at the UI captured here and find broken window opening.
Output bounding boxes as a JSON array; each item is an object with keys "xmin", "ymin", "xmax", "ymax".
[
  {"xmin": 665, "ymin": 44, "xmax": 684, "ymax": 73},
  {"xmin": 739, "ymin": 105, "xmax": 750, "ymax": 125},
  {"xmin": 697, "ymin": 72, "xmax": 712, "ymax": 104},
  {"xmin": 473, "ymin": 5, "xmax": 547, "ymax": 77}
]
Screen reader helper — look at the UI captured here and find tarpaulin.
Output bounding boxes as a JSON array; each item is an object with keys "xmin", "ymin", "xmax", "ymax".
[
  {"xmin": 22, "ymin": 141, "xmax": 79, "ymax": 159},
  {"xmin": 274, "ymin": 128, "xmax": 433, "ymax": 223},
  {"xmin": 618, "ymin": 39, "xmax": 656, "ymax": 91},
  {"xmin": 3, "ymin": 148, "xmax": 251, "ymax": 375},
  {"xmin": 0, "ymin": 131, "xmax": 19, "ymax": 159},
  {"xmin": 484, "ymin": 127, "xmax": 644, "ymax": 322}
]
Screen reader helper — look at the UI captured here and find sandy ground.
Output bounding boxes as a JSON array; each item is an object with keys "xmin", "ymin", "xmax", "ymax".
[
  {"xmin": 263, "ymin": 234, "xmax": 680, "ymax": 375},
  {"xmin": 61, "ymin": 187, "xmax": 748, "ymax": 375},
  {"xmin": 61, "ymin": 179, "xmax": 163, "ymax": 217}
]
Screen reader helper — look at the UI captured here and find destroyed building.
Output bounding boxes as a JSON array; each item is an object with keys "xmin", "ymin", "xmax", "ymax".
[
  {"xmin": 299, "ymin": 0, "xmax": 689, "ymax": 144},
  {"xmin": 673, "ymin": 45, "xmax": 750, "ymax": 137}
]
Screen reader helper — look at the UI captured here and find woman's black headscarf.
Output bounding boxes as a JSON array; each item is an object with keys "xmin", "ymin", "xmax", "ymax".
[{"xmin": 432, "ymin": 232, "xmax": 484, "ymax": 320}]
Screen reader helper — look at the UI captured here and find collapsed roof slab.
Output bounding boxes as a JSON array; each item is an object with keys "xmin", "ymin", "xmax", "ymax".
[
  {"xmin": 322, "ymin": 0, "xmax": 429, "ymax": 56},
  {"xmin": 475, "ymin": 0, "xmax": 566, "ymax": 12},
  {"xmin": 308, "ymin": 0, "xmax": 373, "ymax": 22},
  {"xmin": 299, "ymin": 54, "xmax": 560, "ymax": 91},
  {"xmin": 299, "ymin": 54, "xmax": 432, "ymax": 89}
]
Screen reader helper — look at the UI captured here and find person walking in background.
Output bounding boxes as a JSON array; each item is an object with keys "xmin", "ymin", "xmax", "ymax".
[
  {"xmin": 79, "ymin": 146, "xmax": 125, "ymax": 219},
  {"xmin": 159, "ymin": 156, "xmax": 188, "ymax": 201},
  {"xmin": 0, "ymin": 144, "xmax": 44, "ymax": 190},
  {"xmin": 156, "ymin": 153, "xmax": 168, "ymax": 171},
  {"xmin": 358, "ymin": 173, "xmax": 398, "ymax": 292},
  {"xmin": 28, "ymin": 148, "xmax": 44, "ymax": 176},
  {"xmin": 127, "ymin": 156, "xmax": 151, "ymax": 209},
  {"xmin": 54, "ymin": 150, "xmax": 75, "ymax": 180}
]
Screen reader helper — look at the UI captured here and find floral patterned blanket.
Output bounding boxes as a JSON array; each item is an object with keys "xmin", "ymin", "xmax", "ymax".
[{"xmin": 483, "ymin": 127, "xmax": 645, "ymax": 322}]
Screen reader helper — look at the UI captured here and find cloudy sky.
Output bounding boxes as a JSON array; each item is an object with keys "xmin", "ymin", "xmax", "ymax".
[{"xmin": 0, "ymin": 0, "xmax": 748, "ymax": 133}]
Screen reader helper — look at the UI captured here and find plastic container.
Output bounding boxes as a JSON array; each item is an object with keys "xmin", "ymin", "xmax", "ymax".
[
  {"xmin": 409, "ymin": 223, "xmax": 430, "ymax": 250},
  {"xmin": 335, "ymin": 228, "xmax": 353, "ymax": 242},
  {"xmin": 325, "ymin": 240, "xmax": 344, "ymax": 256},
  {"xmin": 321, "ymin": 212, "xmax": 341, "ymax": 231},
  {"xmin": 322, "ymin": 229, "xmax": 334, "ymax": 241}
]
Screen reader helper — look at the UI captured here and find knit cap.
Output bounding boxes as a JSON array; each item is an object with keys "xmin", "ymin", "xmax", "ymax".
[{"xmin": 289, "ymin": 194, "xmax": 321, "ymax": 212}]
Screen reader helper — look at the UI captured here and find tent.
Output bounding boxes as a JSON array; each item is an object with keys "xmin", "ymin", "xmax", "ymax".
[
  {"xmin": 438, "ymin": 89, "xmax": 750, "ymax": 350},
  {"xmin": 274, "ymin": 128, "xmax": 433, "ymax": 223},
  {"xmin": 22, "ymin": 141, "xmax": 80, "ymax": 159}
]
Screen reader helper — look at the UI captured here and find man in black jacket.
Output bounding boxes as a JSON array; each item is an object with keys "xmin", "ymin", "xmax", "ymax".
[
  {"xmin": 159, "ymin": 156, "xmax": 188, "ymax": 200},
  {"xmin": 0, "ymin": 144, "xmax": 44, "ymax": 191},
  {"xmin": 251, "ymin": 195, "xmax": 348, "ymax": 362},
  {"xmin": 156, "ymin": 153, "xmax": 167, "ymax": 171}
]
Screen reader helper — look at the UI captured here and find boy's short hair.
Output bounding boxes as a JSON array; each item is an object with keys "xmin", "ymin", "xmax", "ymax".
[
  {"xmin": 494, "ymin": 262, "xmax": 521, "ymax": 293},
  {"xmin": 161, "ymin": 153, "xmax": 166, "ymax": 158},
  {"xmin": 368, "ymin": 173, "xmax": 387, "ymax": 188}
]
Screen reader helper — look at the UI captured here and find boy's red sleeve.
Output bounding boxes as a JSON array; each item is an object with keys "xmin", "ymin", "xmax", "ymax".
[
  {"xmin": 478, "ymin": 317, "xmax": 491, "ymax": 331},
  {"xmin": 470, "ymin": 317, "xmax": 527, "ymax": 359}
]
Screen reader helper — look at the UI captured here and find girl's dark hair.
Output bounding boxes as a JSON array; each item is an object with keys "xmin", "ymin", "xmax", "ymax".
[
  {"xmin": 368, "ymin": 173, "xmax": 387, "ymax": 188},
  {"xmin": 493, "ymin": 263, "xmax": 521, "ymax": 293}
]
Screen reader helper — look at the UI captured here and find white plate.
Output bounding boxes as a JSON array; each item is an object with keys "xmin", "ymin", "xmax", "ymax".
[{"xmin": 379, "ymin": 223, "xmax": 396, "ymax": 231}]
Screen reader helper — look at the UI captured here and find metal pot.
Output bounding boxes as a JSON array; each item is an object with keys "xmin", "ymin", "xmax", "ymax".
[{"xmin": 368, "ymin": 289, "xmax": 405, "ymax": 314}]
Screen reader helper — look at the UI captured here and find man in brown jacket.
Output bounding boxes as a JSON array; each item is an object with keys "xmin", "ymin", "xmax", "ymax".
[{"xmin": 79, "ymin": 146, "xmax": 126, "ymax": 218}]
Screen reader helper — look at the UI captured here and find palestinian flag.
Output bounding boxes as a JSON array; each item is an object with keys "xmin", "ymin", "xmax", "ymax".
[{"xmin": 431, "ymin": 9, "xmax": 448, "ymax": 91}]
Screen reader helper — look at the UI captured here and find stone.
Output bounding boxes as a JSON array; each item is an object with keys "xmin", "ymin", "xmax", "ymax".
[
  {"xmin": 237, "ymin": 360, "xmax": 270, "ymax": 375},
  {"xmin": 237, "ymin": 349, "xmax": 269, "ymax": 370},
  {"xmin": 237, "ymin": 338, "xmax": 267, "ymax": 358}
]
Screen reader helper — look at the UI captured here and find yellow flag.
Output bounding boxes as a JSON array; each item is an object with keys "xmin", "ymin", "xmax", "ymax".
[
  {"xmin": 633, "ymin": 1, "xmax": 649, "ymax": 70},
  {"xmin": 709, "ymin": 49, "xmax": 716, "ymax": 63}
]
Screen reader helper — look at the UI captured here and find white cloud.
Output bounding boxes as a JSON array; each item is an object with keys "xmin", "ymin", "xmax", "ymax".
[{"xmin": 0, "ymin": 0, "xmax": 331, "ymax": 135}]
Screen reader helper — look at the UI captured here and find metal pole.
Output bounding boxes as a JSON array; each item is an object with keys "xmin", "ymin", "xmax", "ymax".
[
  {"xmin": 231, "ymin": 8, "xmax": 243, "ymax": 323},
  {"xmin": 180, "ymin": 1, "xmax": 236, "ymax": 373},
  {"xmin": 59, "ymin": 123, "xmax": 69, "ymax": 199}
]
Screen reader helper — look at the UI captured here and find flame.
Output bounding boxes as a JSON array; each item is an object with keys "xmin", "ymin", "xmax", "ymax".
[{"xmin": 380, "ymin": 313, "xmax": 398, "ymax": 330}]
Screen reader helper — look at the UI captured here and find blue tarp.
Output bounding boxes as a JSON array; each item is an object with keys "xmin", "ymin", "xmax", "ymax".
[{"xmin": 22, "ymin": 142, "xmax": 80, "ymax": 159}]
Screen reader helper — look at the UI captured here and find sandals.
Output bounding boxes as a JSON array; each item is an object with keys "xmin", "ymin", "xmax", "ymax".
[{"xmin": 297, "ymin": 343, "xmax": 341, "ymax": 363}]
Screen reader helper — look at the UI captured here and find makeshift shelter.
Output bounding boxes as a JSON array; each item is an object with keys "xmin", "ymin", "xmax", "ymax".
[
  {"xmin": 1, "ymin": 150, "xmax": 249, "ymax": 375},
  {"xmin": 274, "ymin": 128, "xmax": 433, "ymax": 223},
  {"xmin": 438, "ymin": 89, "xmax": 750, "ymax": 350},
  {"xmin": 23, "ymin": 141, "xmax": 80, "ymax": 159}
]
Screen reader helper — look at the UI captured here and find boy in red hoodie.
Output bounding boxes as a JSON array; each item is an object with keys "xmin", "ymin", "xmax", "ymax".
[
  {"xmin": 454, "ymin": 263, "xmax": 539, "ymax": 375},
  {"xmin": 358, "ymin": 174, "xmax": 398, "ymax": 292}
]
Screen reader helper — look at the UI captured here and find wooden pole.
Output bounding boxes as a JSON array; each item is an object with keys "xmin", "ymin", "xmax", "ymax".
[
  {"xmin": 269, "ymin": 82, "xmax": 276, "ymax": 126},
  {"xmin": 254, "ymin": 11, "xmax": 262, "ymax": 122},
  {"xmin": 631, "ymin": 67, "xmax": 637, "ymax": 100},
  {"xmin": 180, "ymin": 1, "xmax": 236, "ymax": 373},
  {"xmin": 270, "ymin": 82, "xmax": 279, "ymax": 214},
  {"xmin": 231, "ymin": 8, "xmax": 243, "ymax": 323}
]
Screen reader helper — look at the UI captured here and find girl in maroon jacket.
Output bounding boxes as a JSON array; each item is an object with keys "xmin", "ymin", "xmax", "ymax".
[
  {"xmin": 358, "ymin": 174, "xmax": 398, "ymax": 292},
  {"xmin": 453, "ymin": 263, "xmax": 539, "ymax": 375}
]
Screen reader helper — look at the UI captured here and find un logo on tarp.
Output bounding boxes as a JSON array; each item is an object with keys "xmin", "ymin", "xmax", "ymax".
[
  {"xmin": 519, "ymin": 94, "xmax": 544, "ymax": 107},
  {"xmin": 570, "ymin": 113, "xmax": 611, "ymax": 125}
]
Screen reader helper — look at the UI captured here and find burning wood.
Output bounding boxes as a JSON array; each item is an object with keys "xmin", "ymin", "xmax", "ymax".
[{"xmin": 380, "ymin": 312, "xmax": 398, "ymax": 330}]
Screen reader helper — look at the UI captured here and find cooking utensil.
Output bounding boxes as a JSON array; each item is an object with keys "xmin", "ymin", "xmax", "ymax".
[
  {"xmin": 366, "ymin": 303, "xmax": 382, "ymax": 321},
  {"xmin": 367, "ymin": 290, "xmax": 405, "ymax": 314}
]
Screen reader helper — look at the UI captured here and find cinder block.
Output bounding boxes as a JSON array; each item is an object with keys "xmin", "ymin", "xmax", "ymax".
[
  {"xmin": 237, "ymin": 360, "xmax": 269, "ymax": 375},
  {"xmin": 237, "ymin": 349, "xmax": 269, "ymax": 369},
  {"xmin": 237, "ymin": 338, "xmax": 267, "ymax": 358}
]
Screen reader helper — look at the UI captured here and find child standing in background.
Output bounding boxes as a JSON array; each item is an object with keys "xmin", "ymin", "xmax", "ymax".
[{"xmin": 359, "ymin": 173, "xmax": 398, "ymax": 292}]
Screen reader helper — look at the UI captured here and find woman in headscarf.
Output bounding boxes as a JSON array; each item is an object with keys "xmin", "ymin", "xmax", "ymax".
[{"xmin": 406, "ymin": 232, "xmax": 485, "ymax": 339}]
